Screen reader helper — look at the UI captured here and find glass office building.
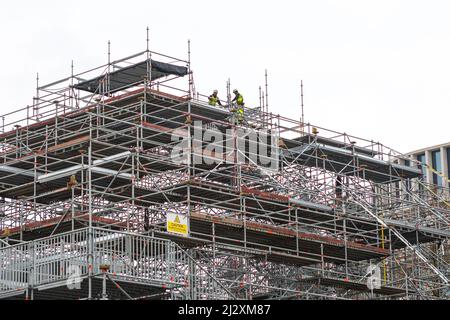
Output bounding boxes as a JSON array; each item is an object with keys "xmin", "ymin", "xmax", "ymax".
[{"xmin": 405, "ymin": 143, "xmax": 450, "ymax": 190}]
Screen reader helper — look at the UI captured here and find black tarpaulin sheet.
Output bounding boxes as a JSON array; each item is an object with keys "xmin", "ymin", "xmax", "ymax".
[{"xmin": 73, "ymin": 60, "xmax": 188, "ymax": 94}]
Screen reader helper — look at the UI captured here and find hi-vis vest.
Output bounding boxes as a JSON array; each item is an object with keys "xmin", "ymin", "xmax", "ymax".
[
  {"xmin": 209, "ymin": 95, "xmax": 218, "ymax": 106},
  {"xmin": 233, "ymin": 105, "xmax": 244, "ymax": 122},
  {"xmin": 236, "ymin": 94, "xmax": 244, "ymax": 106}
]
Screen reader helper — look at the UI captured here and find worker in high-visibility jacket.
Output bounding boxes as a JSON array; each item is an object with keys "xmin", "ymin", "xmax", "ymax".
[
  {"xmin": 208, "ymin": 90, "xmax": 222, "ymax": 107},
  {"xmin": 231, "ymin": 89, "xmax": 245, "ymax": 124}
]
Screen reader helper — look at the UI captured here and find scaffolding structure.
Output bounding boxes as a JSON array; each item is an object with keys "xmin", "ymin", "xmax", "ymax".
[{"xmin": 0, "ymin": 41, "xmax": 448, "ymax": 300}]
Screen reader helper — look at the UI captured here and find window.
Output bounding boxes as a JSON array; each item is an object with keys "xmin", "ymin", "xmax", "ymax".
[
  {"xmin": 431, "ymin": 150, "xmax": 442, "ymax": 187},
  {"xmin": 447, "ymin": 148, "xmax": 450, "ymax": 188},
  {"xmin": 403, "ymin": 159, "xmax": 411, "ymax": 200},
  {"xmin": 417, "ymin": 154, "xmax": 426, "ymax": 181}
]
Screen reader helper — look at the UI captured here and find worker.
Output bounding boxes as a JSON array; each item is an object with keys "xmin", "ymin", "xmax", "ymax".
[
  {"xmin": 231, "ymin": 89, "xmax": 245, "ymax": 124},
  {"xmin": 208, "ymin": 90, "xmax": 222, "ymax": 107},
  {"xmin": 232, "ymin": 89, "xmax": 244, "ymax": 107}
]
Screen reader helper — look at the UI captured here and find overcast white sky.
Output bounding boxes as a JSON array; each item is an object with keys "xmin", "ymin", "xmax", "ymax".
[{"xmin": 0, "ymin": 0, "xmax": 448, "ymax": 153}]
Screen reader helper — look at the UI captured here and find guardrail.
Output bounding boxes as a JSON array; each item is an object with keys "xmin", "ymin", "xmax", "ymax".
[
  {"xmin": 0, "ymin": 227, "xmax": 233, "ymax": 299},
  {"xmin": 0, "ymin": 242, "xmax": 29, "ymax": 295}
]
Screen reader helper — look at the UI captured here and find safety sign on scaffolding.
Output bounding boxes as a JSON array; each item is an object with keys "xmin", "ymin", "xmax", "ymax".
[{"xmin": 167, "ymin": 213, "xmax": 189, "ymax": 237}]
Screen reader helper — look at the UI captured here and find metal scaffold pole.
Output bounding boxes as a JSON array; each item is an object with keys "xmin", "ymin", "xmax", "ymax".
[
  {"xmin": 88, "ymin": 115, "xmax": 93, "ymax": 300},
  {"xmin": 0, "ymin": 42, "xmax": 447, "ymax": 301}
]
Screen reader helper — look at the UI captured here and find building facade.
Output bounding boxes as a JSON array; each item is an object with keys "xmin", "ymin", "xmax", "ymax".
[
  {"xmin": 404, "ymin": 143, "xmax": 449, "ymax": 187},
  {"xmin": 397, "ymin": 142, "xmax": 450, "ymax": 200}
]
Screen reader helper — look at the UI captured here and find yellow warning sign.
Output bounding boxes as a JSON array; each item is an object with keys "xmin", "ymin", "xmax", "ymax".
[{"xmin": 167, "ymin": 213, "xmax": 189, "ymax": 237}]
